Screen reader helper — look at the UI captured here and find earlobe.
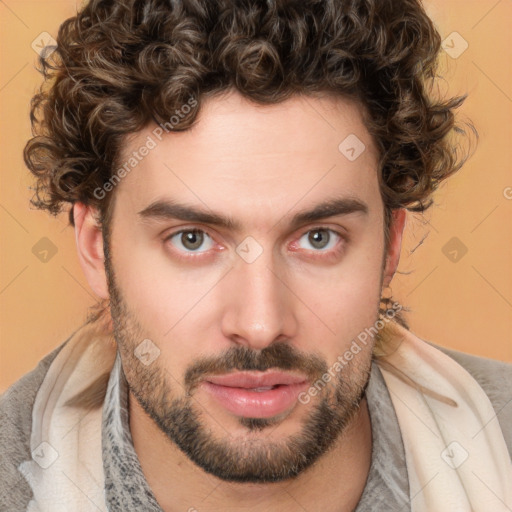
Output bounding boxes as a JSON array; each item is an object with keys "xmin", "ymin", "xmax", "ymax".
[
  {"xmin": 74, "ymin": 202, "xmax": 109, "ymax": 299},
  {"xmin": 383, "ymin": 208, "xmax": 407, "ymax": 288}
]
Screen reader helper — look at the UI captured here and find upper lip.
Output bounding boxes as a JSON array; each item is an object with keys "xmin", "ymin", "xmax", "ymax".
[{"xmin": 205, "ymin": 371, "xmax": 309, "ymax": 389}]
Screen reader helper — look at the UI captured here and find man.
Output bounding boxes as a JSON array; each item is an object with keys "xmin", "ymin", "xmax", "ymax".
[{"xmin": 1, "ymin": 0, "xmax": 511, "ymax": 510}]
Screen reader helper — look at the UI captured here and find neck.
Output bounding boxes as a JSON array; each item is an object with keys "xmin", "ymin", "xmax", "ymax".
[{"xmin": 129, "ymin": 392, "xmax": 372, "ymax": 512}]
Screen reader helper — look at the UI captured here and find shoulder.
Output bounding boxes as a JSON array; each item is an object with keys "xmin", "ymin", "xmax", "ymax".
[
  {"xmin": 0, "ymin": 340, "xmax": 68, "ymax": 510},
  {"xmin": 430, "ymin": 342, "xmax": 512, "ymax": 457}
]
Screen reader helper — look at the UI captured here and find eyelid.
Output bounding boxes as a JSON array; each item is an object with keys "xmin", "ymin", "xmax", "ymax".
[
  {"xmin": 163, "ymin": 227, "xmax": 214, "ymax": 242},
  {"xmin": 290, "ymin": 225, "xmax": 347, "ymax": 256}
]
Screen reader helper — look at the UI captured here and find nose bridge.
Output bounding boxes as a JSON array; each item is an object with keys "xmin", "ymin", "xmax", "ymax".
[{"xmin": 221, "ymin": 245, "xmax": 296, "ymax": 349}]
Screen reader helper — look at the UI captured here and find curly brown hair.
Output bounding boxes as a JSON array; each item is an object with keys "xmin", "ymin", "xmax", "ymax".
[{"xmin": 24, "ymin": 0, "xmax": 475, "ymax": 333}]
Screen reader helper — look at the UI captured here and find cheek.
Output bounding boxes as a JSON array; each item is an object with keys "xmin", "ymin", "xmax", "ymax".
[
  {"xmin": 110, "ymin": 225, "xmax": 224, "ymax": 333},
  {"xmin": 297, "ymin": 273, "xmax": 381, "ymax": 338},
  {"xmin": 337, "ymin": 260, "xmax": 384, "ymax": 335},
  {"xmin": 292, "ymin": 238, "xmax": 384, "ymax": 346}
]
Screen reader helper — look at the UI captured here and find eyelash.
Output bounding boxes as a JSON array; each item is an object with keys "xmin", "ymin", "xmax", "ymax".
[{"xmin": 162, "ymin": 226, "xmax": 347, "ymax": 262}]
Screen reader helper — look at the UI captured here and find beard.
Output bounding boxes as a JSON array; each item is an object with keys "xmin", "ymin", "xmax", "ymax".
[{"xmin": 105, "ymin": 250, "xmax": 375, "ymax": 484}]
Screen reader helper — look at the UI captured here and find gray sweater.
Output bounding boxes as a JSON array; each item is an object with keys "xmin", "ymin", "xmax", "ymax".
[{"xmin": 1, "ymin": 334, "xmax": 511, "ymax": 511}]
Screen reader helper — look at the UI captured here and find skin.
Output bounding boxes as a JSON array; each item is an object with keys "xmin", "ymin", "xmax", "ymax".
[{"xmin": 74, "ymin": 89, "xmax": 406, "ymax": 512}]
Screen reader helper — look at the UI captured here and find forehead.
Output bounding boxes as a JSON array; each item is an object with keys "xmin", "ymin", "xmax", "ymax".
[{"xmin": 114, "ymin": 90, "xmax": 381, "ymax": 223}]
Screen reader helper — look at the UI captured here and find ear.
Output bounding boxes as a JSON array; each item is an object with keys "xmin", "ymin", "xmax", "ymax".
[
  {"xmin": 73, "ymin": 202, "xmax": 109, "ymax": 299},
  {"xmin": 382, "ymin": 208, "xmax": 406, "ymax": 288}
]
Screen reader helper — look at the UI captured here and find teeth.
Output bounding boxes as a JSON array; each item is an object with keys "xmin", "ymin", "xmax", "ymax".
[{"xmin": 249, "ymin": 386, "xmax": 275, "ymax": 392}]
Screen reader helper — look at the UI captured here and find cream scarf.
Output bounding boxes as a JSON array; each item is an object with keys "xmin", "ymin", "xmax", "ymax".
[{"xmin": 17, "ymin": 314, "xmax": 512, "ymax": 511}]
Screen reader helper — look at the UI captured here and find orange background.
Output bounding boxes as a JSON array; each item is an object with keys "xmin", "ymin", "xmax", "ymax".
[{"xmin": 1, "ymin": 0, "xmax": 511, "ymax": 393}]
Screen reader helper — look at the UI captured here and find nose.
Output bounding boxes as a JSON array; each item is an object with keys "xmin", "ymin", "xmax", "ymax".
[{"xmin": 220, "ymin": 250, "xmax": 298, "ymax": 351}]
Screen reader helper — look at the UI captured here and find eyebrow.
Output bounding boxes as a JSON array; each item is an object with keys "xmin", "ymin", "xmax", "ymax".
[{"xmin": 137, "ymin": 196, "xmax": 369, "ymax": 232}]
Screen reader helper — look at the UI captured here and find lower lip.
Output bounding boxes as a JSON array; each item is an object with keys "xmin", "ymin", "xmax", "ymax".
[{"xmin": 201, "ymin": 381, "xmax": 309, "ymax": 418}]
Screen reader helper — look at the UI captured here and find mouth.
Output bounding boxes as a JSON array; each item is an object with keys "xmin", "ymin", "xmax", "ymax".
[{"xmin": 201, "ymin": 371, "xmax": 310, "ymax": 419}]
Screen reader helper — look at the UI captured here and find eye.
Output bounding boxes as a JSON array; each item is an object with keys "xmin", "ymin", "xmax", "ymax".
[
  {"xmin": 296, "ymin": 228, "xmax": 343, "ymax": 253},
  {"xmin": 163, "ymin": 226, "xmax": 345, "ymax": 260},
  {"xmin": 166, "ymin": 229, "xmax": 214, "ymax": 253}
]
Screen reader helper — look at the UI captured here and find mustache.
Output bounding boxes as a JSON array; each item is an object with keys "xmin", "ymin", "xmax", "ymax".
[{"xmin": 184, "ymin": 342, "xmax": 328, "ymax": 395}]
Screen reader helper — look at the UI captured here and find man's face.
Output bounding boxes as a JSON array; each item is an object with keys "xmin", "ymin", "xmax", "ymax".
[{"xmin": 103, "ymin": 90, "xmax": 393, "ymax": 483}]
